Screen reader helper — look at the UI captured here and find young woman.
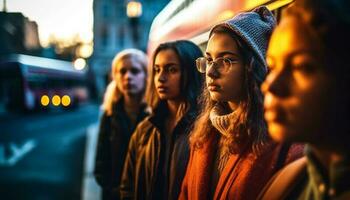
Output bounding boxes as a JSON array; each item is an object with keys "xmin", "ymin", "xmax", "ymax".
[
  {"xmin": 259, "ymin": 0, "xmax": 350, "ymax": 199},
  {"xmin": 94, "ymin": 49, "xmax": 149, "ymax": 200},
  {"xmin": 179, "ymin": 7, "xmax": 303, "ymax": 200},
  {"xmin": 119, "ymin": 40, "xmax": 203, "ymax": 200}
]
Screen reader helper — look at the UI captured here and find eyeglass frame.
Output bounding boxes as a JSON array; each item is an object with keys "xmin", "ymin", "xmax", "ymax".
[{"xmin": 195, "ymin": 57, "xmax": 240, "ymax": 74}]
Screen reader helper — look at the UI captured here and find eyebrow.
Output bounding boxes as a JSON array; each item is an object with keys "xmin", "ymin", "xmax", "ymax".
[
  {"xmin": 206, "ymin": 51, "xmax": 240, "ymax": 58},
  {"xmin": 153, "ymin": 62, "xmax": 179, "ymax": 67},
  {"xmin": 267, "ymin": 49, "xmax": 317, "ymax": 59}
]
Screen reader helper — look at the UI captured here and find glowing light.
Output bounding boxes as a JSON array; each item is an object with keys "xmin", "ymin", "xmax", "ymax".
[
  {"xmin": 74, "ymin": 58, "xmax": 86, "ymax": 70},
  {"xmin": 41, "ymin": 95, "xmax": 50, "ymax": 106},
  {"xmin": 61, "ymin": 95, "xmax": 71, "ymax": 107},
  {"xmin": 77, "ymin": 44, "xmax": 93, "ymax": 58},
  {"xmin": 52, "ymin": 95, "xmax": 61, "ymax": 106},
  {"xmin": 127, "ymin": 1, "xmax": 142, "ymax": 18}
]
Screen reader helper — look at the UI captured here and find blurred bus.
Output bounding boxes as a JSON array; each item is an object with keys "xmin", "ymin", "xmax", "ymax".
[
  {"xmin": 148, "ymin": 0, "xmax": 293, "ymax": 54},
  {"xmin": 0, "ymin": 54, "xmax": 89, "ymax": 112}
]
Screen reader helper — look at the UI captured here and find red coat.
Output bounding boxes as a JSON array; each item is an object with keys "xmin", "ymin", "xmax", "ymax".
[{"xmin": 179, "ymin": 133, "xmax": 304, "ymax": 200}]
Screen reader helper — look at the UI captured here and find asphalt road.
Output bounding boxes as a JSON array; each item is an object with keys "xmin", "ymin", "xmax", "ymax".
[{"xmin": 0, "ymin": 103, "xmax": 100, "ymax": 200}]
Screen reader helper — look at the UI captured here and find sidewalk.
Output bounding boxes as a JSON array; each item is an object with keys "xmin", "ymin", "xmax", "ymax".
[{"xmin": 81, "ymin": 123, "xmax": 101, "ymax": 200}]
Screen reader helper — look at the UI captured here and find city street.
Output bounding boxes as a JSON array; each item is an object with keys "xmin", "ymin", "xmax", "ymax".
[{"xmin": 0, "ymin": 103, "xmax": 101, "ymax": 200}]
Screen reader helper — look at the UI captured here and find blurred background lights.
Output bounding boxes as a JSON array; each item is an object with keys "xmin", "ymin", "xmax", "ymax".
[
  {"xmin": 41, "ymin": 95, "xmax": 50, "ymax": 106},
  {"xmin": 52, "ymin": 95, "xmax": 61, "ymax": 106},
  {"xmin": 76, "ymin": 44, "xmax": 93, "ymax": 58},
  {"xmin": 127, "ymin": 1, "xmax": 142, "ymax": 18},
  {"xmin": 61, "ymin": 95, "xmax": 71, "ymax": 107},
  {"xmin": 73, "ymin": 58, "xmax": 86, "ymax": 70}
]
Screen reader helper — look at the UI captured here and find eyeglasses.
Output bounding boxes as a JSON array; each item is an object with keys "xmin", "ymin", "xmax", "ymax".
[{"xmin": 196, "ymin": 57, "xmax": 239, "ymax": 74}]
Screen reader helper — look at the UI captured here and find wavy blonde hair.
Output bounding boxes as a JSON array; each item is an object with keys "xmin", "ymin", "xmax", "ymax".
[{"xmin": 102, "ymin": 49, "xmax": 148, "ymax": 116}]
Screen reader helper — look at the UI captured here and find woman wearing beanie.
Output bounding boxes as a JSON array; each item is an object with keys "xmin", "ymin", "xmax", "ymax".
[
  {"xmin": 259, "ymin": 0, "xmax": 350, "ymax": 199},
  {"xmin": 94, "ymin": 49, "xmax": 149, "ymax": 200},
  {"xmin": 179, "ymin": 6, "xmax": 303, "ymax": 200},
  {"xmin": 120, "ymin": 40, "xmax": 203, "ymax": 200}
]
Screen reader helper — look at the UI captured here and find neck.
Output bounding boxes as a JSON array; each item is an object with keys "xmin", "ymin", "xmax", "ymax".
[
  {"xmin": 228, "ymin": 101, "xmax": 239, "ymax": 111},
  {"xmin": 309, "ymin": 145, "xmax": 346, "ymax": 171},
  {"xmin": 123, "ymin": 94, "xmax": 142, "ymax": 121},
  {"xmin": 167, "ymin": 100, "xmax": 181, "ymax": 119},
  {"xmin": 124, "ymin": 94, "xmax": 142, "ymax": 108}
]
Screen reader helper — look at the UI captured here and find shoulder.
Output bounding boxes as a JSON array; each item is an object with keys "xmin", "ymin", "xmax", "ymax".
[
  {"xmin": 258, "ymin": 157, "xmax": 307, "ymax": 200},
  {"xmin": 286, "ymin": 143, "xmax": 305, "ymax": 164},
  {"xmin": 130, "ymin": 116, "xmax": 157, "ymax": 144}
]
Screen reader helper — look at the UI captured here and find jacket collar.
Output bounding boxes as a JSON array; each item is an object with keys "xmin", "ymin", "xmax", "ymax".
[
  {"xmin": 148, "ymin": 101, "xmax": 197, "ymax": 135},
  {"xmin": 306, "ymin": 145, "xmax": 350, "ymax": 199}
]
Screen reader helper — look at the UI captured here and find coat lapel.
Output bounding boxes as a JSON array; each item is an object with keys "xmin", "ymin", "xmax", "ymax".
[{"xmin": 193, "ymin": 134, "xmax": 218, "ymax": 199}]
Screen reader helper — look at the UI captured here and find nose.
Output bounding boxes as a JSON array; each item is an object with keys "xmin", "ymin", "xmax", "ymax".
[
  {"xmin": 157, "ymin": 70, "xmax": 167, "ymax": 83},
  {"xmin": 206, "ymin": 63, "xmax": 219, "ymax": 79},
  {"xmin": 124, "ymin": 70, "xmax": 132, "ymax": 80},
  {"xmin": 261, "ymin": 68, "xmax": 290, "ymax": 98}
]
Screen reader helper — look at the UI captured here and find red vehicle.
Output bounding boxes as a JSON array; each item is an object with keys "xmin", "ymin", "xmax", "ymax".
[
  {"xmin": 0, "ymin": 54, "xmax": 89, "ymax": 112},
  {"xmin": 148, "ymin": 0, "xmax": 293, "ymax": 54}
]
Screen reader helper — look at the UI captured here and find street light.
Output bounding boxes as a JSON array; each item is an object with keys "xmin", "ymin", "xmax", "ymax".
[
  {"xmin": 126, "ymin": 0, "xmax": 142, "ymax": 47},
  {"xmin": 127, "ymin": 1, "xmax": 142, "ymax": 18}
]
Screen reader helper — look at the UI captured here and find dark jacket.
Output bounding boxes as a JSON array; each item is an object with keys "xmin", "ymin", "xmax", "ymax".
[
  {"xmin": 94, "ymin": 99, "xmax": 148, "ymax": 200},
  {"xmin": 120, "ymin": 103, "xmax": 196, "ymax": 200}
]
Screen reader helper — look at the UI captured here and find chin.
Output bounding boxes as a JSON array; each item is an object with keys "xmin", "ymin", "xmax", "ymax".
[
  {"xmin": 268, "ymin": 122, "xmax": 302, "ymax": 143},
  {"xmin": 267, "ymin": 123, "xmax": 290, "ymax": 142}
]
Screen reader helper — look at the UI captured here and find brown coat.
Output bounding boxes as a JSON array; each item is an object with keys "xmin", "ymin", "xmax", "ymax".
[{"xmin": 179, "ymin": 133, "xmax": 304, "ymax": 200}]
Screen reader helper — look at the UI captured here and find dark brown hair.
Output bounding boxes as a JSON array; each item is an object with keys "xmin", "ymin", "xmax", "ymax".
[{"xmin": 190, "ymin": 28, "xmax": 268, "ymax": 155}]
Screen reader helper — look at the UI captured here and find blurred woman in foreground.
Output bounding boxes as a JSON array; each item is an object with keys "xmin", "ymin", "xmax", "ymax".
[{"xmin": 260, "ymin": 0, "xmax": 350, "ymax": 199}]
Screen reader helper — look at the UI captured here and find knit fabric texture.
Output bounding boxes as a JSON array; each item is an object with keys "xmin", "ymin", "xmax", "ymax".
[
  {"xmin": 209, "ymin": 6, "xmax": 276, "ymax": 83},
  {"xmin": 209, "ymin": 103, "xmax": 237, "ymax": 138}
]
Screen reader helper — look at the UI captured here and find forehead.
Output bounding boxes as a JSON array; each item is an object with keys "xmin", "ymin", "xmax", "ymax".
[
  {"xmin": 206, "ymin": 33, "xmax": 240, "ymax": 56},
  {"xmin": 268, "ymin": 16, "xmax": 320, "ymax": 58},
  {"xmin": 154, "ymin": 49, "xmax": 179, "ymax": 65},
  {"xmin": 116, "ymin": 56, "xmax": 143, "ymax": 69}
]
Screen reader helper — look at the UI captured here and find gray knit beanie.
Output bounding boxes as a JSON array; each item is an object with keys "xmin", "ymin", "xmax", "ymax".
[{"xmin": 209, "ymin": 6, "xmax": 276, "ymax": 84}]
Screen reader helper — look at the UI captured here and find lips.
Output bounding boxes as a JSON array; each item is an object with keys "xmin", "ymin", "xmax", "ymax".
[
  {"xmin": 124, "ymin": 83, "xmax": 134, "ymax": 90},
  {"xmin": 157, "ymin": 86, "xmax": 168, "ymax": 93},
  {"xmin": 264, "ymin": 100, "xmax": 286, "ymax": 124},
  {"xmin": 207, "ymin": 83, "xmax": 220, "ymax": 92}
]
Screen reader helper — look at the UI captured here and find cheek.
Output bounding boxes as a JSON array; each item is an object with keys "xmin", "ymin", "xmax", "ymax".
[
  {"xmin": 286, "ymin": 75, "xmax": 330, "ymax": 135},
  {"xmin": 223, "ymin": 71, "xmax": 244, "ymax": 97}
]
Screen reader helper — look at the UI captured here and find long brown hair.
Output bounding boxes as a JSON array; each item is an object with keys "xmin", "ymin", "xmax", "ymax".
[
  {"xmin": 145, "ymin": 40, "xmax": 203, "ymax": 114},
  {"xmin": 190, "ymin": 29, "xmax": 268, "ymax": 155}
]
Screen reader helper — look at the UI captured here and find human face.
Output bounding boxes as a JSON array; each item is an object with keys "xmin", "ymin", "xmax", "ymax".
[
  {"xmin": 114, "ymin": 57, "xmax": 146, "ymax": 97},
  {"xmin": 205, "ymin": 33, "xmax": 245, "ymax": 106},
  {"xmin": 261, "ymin": 16, "xmax": 333, "ymax": 143},
  {"xmin": 153, "ymin": 49, "xmax": 182, "ymax": 101}
]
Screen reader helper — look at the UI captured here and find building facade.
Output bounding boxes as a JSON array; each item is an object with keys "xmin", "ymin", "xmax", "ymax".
[
  {"xmin": 0, "ymin": 12, "xmax": 41, "ymax": 55},
  {"xmin": 90, "ymin": 0, "xmax": 169, "ymax": 100}
]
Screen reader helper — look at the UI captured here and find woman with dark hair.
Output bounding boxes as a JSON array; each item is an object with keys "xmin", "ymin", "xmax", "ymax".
[
  {"xmin": 94, "ymin": 49, "xmax": 149, "ymax": 200},
  {"xmin": 259, "ymin": 0, "xmax": 350, "ymax": 199},
  {"xmin": 179, "ymin": 7, "xmax": 303, "ymax": 200},
  {"xmin": 119, "ymin": 40, "xmax": 203, "ymax": 200}
]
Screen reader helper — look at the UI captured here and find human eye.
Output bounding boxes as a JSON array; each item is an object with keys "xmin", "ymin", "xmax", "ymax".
[
  {"xmin": 292, "ymin": 55, "xmax": 317, "ymax": 74},
  {"xmin": 153, "ymin": 66, "xmax": 160, "ymax": 73},
  {"xmin": 205, "ymin": 57, "xmax": 213, "ymax": 65},
  {"xmin": 167, "ymin": 65, "xmax": 178, "ymax": 74},
  {"xmin": 119, "ymin": 68, "xmax": 127, "ymax": 75},
  {"xmin": 131, "ymin": 67, "xmax": 141, "ymax": 75},
  {"xmin": 222, "ymin": 57, "xmax": 237, "ymax": 65}
]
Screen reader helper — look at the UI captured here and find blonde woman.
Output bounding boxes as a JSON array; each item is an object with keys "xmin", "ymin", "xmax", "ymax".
[{"xmin": 94, "ymin": 49, "xmax": 149, "ymax": 200}]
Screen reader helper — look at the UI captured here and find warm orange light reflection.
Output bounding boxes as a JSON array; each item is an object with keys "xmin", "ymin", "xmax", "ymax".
[
  {"xmin": 61, "ymin": 95, "xmax": 71, "ymax": 107},
  {"xmin": 52, "ymin": 95, "xmax": 61, "ymax": 106},
  {"xmin": 41, "ymin": 95, "xmax": 50, "ymax": 106}
]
